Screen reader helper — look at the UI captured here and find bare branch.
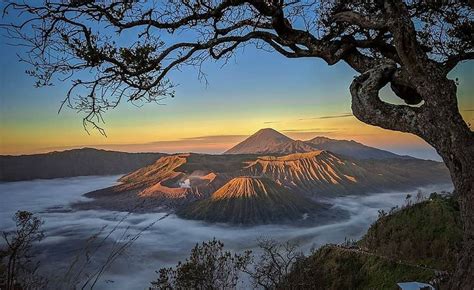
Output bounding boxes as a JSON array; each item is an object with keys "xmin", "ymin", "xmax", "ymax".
[
  {"xmin": 443, "ymin": 51, "xmax": 474, "ymax": 73},
  {"xmin": 332, "ymin": 11, "xmax": 386, "ymax": 30}
]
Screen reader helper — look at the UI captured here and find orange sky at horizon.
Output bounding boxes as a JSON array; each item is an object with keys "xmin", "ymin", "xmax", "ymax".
[
  {"xmin": 1, "ymin": 33, "xmax": 472, "ymax": 160},
  {"xmin": 1, "ymin": 95, "xmax": 472, "ymax": 160},
  {"xmin": 1, "ymin": 112, "xmax": 454, "ymax": 160}
]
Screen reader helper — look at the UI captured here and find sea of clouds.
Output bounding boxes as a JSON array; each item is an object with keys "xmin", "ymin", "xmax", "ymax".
[{"xmin": 0, "ymin": 176, "xmax": 453, "ymax": 289}]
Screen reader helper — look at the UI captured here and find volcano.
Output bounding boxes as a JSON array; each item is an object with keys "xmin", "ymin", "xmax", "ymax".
[
  {"xmin": 225, "ymin": 128, "xmax": 411, "ymax": 160},
  {"xmin": 177, "ymin": 176, "xmax": 329, "ymax": 224},
  {"xmin": 76, "ymin": 129, "xmax": 450, "ymax": 223},
  {"xmin": 224, "ymin": 128, "xmax": 294, "ymax": 154}
]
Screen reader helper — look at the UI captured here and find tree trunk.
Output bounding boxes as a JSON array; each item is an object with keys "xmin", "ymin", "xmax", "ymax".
[
  {"xmin": 420, "ymin": 77, "xmax": 474, "ymax": 290},
  {"xmin": 443, "ymin": 138, "xmax": 474, "ymax": 289},
  {"xmin": 349, "ymin": 61, "xmax": 474, "ymax": 289}
]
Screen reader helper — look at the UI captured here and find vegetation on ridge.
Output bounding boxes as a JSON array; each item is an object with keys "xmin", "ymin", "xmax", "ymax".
[
  {"xmin": 154, "ymin": 193, "xmax": 462, "ymax": 289},
  {"xmin": 1, "ymin": 193, "xmax": 461, "ymax": 289},
  {"xmin": 360, "ymin": 193, "xmax": 462, "ymax": 272},
  {"xmin": 280, "ymin": 194, "xmax": 462, "ymax": 289}
]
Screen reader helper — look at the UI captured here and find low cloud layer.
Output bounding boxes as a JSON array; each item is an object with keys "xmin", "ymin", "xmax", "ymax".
[{"xmin": 0, "ymin": 176, "xmax": 452, "ymax": 289}]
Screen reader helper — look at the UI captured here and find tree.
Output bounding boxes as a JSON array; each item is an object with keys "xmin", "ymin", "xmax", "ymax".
[
  {"xmin": 151, "ymin": 239, "xmax": 251, "ymax": 289},
  {"xmin": 243, "ymin": 238, "xmax": 302, "ymax": 289},
  {"xmin": 1, "ymin": 211, "xmax": 46, "ymax": 290},
  {"xmin": 2, "ymin": 0, "xmax": 473, "ymax": 287}
]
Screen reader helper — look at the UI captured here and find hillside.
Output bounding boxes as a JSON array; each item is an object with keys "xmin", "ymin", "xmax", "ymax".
[
  {"xmin": 359, "ymin": 194, "xmax": 462, "ymax": 271},
  {"xmin": 177, "ymin": 177, "xmax": 335, "ymax": 224},
  {"xmin": 269, "ymin": 139, "xmax": 315, "ymax": 154},
  {"xmin": 280, "ymin": 195, "xmax": 461, "ymax": 289},
  {"xmin": 0, "ymin": 148, "xmax": 164, "ymax": 181},
  {"xmin": 280, "ymin": 245, "xmax": 436, "ymax": 289}
]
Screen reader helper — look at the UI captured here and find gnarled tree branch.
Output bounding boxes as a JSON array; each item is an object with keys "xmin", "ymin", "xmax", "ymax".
[{"xmin": 350, "ymin": 61, "xmax": 422, "ymax": 135}]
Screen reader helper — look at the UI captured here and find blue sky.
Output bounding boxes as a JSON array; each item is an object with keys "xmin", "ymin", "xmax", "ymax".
[{"xmin": 0, "ymin": 6, "xmax": 472, "ymax": 160}]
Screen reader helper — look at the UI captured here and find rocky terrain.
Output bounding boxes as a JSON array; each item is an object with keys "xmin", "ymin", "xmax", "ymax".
[
  {"xmin": 224, "ymin": 128, "xmax": 294, "ymax": 154},
  {"xmin": 3, "ymin": 129, "xmax": 450, "ymax": 225},
  {"xmin": 77, "ymin": 129, "xmax": 450, "ymax": 223},
  {"xmin": 177, "ymin": 176, "xmax": 339, "ymax": 224}
]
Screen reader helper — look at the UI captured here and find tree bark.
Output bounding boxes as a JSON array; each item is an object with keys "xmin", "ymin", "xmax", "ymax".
[
  {"xmin": 350, "ymin": 61, "xmax": 474, "ymax": 288},
  {"xmin": 445, "ymin": 131, "xmax": 474, "ymax": 289}
]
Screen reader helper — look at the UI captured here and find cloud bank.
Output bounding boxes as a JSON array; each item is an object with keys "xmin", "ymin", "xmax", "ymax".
[{"xmin": 0, "ymin": 176, "xmax": 453, "ymax": 289}]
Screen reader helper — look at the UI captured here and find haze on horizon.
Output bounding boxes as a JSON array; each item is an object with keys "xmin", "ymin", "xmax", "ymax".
[{"xmin": 0, "ymin": 8, "xmax": 472, "ymax": 160}]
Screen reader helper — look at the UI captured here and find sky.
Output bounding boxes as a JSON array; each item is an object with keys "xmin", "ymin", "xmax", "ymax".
[{"xmin": 0, "ymin": 13, "xmax": 472, "ymax": 161}]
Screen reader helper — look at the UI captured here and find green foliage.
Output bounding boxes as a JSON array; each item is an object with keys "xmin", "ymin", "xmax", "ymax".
[
  {"xmin": 151, "ymin": 239, "xmax": 251, "ymax": 289},
  {"xmin": 359, "ymin": 194, "xmax": 462, "ymax": 271},
  {"xmin": 279, "ymin": 194, "xmax": 461, "ymax": 289},
  {"xmin": 153, "ymin": 193, "xmax": 462, "ymax": 289},
  {"xmin": 280, "ymin": 245, "xmax": 435, "ymax": 290}
]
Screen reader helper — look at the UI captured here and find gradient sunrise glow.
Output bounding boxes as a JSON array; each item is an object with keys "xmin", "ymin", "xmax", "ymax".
[{"xmin": 1, "ymin": 16, "xmax": 472, "ymax": 160}]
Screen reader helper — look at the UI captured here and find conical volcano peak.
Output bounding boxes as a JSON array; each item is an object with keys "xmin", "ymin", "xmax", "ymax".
[
  {"xmin": 253, "ymin": 128, "xmax": 289, "ymax": 137},
  {"xmin": 178, "ymin": 175, "xmax": 328, "ymax": 224},
  {"xmin": 224, "ymin": 128, "xmax": 411, "ymax": 159},
  {"xmin": 224, "ymin": 128, "xmax": 293, "ymax": 154}
]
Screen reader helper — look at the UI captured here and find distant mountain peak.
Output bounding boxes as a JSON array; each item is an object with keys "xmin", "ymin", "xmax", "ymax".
[
  {"xmin": 309, "ymin": 136, "xmax": 357, "ymax": 144},
  {"xmin": 225, "ymin": 128, "xmax": 411, "ymax": 160},
  {"xmin": 306, "ymin": 136, "xmax": 406, "ymax": 160},
  {"xmin": 224, "ymin": 128, "xmax": 293, "ymax": 154},
  {"xmin": 308, "ymin": 136, "xmax": 333, "ymax": 144},
  {"xmin": 251, "ymin": 128, "xmax": 292, "ymax": 140}
]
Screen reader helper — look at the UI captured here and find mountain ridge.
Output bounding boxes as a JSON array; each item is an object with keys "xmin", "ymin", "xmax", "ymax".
[
  {"xmin": 0, "ymin": 148, "xmax": 164, "ymax": 181},
  {"xmin": 225, "ymin": 128, "xmax": 413, "ymax": 160}
]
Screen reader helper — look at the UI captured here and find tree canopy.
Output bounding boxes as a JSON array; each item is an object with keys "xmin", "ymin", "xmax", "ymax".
[
  {"xmin": 3, "ymin": 1, "xmax": 474, "ymax": 287},
  {"xmin": 3, "ymin": 0, "xmax": 472, "ymax": 133}
]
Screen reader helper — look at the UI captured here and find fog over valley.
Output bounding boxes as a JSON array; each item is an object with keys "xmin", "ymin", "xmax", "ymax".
[{"xmin": 0, "ymin": 176, "xmax": 453, "ymax": 289}]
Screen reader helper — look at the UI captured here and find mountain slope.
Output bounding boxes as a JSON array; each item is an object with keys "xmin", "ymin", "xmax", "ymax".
[
  {"xmin": 271, "ymin": 140, "xmax": 316, "ymax": 154},
  {"xmin": 81, "ymin": 153, "xmax": 250, "ymax": 211},
  {"xmin": 85, "ymin": 154, "xmax": 216, "ymax": 206},
  {"xmin": 359, "ymin": 194, "xmax": 462, "ymax": 271},
  {"xmin": 242, "ymin": 151, "xmax": 449, "ymax": 195},
  {"xmin": 0, "ymin": 148, "xmax": 164, "ymax": 181},
  {"xmin": 280, "ymin": 244, "xmax": 436, "ymax": 289},
  {"xmin": 78, "ymin": 150, "xmax": 450, "ymax": 219},
  {"xmin": 243, "ymin": 151, "xmax": 365, "ymax": 194},
  {"xmin": 306, "ymin": 136, "xmax": 409, "ymax": 160},
  {"xmin": 224, "ymin": 128, "xmax": 293, "ymax": 154},
  {"xmin": 177, "ymin": 177, "xmax": 331, "ymax": 224},
  {"xmin": 225, "ymin": 128, "xmax": 411, "ymax": 160}
]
